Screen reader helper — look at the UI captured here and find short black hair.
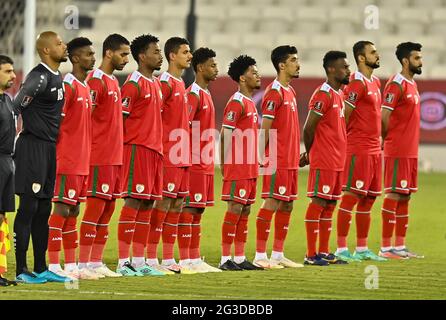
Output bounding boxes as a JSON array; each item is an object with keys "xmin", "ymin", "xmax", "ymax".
[
  {"xmin": 164, "ymin": 37, "xmax": 189, "ymax": 62},
  {"xmin": 271, "ymin": 45, "xmax": 298, "ymax": 73},
  {"xmin": 67, "ymin": 37, "xmax": 93, "ymax": 61},
  {"xmin": 102, "ymin": 33, "xmax": 130, "ymax": 57},
  {"xmin": 191, "ymin": 47, "xmax": 216, "ymax": 72},
  {"xmin": 395, "ymin": 42, "xmax": 422, "ymax": 64},
  {"xmin": 0, "ymin": 55, "xmax": 13, "ymax": 66},
  {"xmin": 352, "ymin": 40, "xmax": 374, "ymax": 64},
  {"xmin": 130, "ymin": 34, "xmax": 159, "ymax": 63},
  {"xmin": 228, "ymin": 55, "xmax": 256, "ymax": 83},
  {"xmin": 323, "ymin": 50, "xmax": 347, "ymax": 73}
]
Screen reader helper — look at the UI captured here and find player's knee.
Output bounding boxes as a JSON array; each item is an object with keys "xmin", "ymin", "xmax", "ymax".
[
  {"xmin": 125, "ymin": 197, "xmax": 141, "ymax": 210},
  {"xmin": 228, "ymin": 201, "xmax": 243, "ymax": 214},
  {"xmin": 241, "ymin": 205, "xmax": 251, "ymax": 215},
  {"xmin": 140, "ymin": 199, "xmax": 154, "ymax": 211},
  {"xmin": 262, "ymin": 198, "xmax": 280, "ymax": 211},
  {"xmin": 278, "ymin": 200, "xmax": 293, "ymax": 212},
  {"xmin": 154, "ymin": 198, "xmax": 170, "ymax": 212},
  {"xmin": 311, "ymin": 196, "xmax": 328, "ymax": 207}
]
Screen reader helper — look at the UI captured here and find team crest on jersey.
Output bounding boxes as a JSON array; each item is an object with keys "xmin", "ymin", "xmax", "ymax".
[
  {"xmin": 32, "ymin": 183, "xmax": 41, "ymax": 194},
  {"xmin": 68, "ymin": 189, "xmax": 76, "ymax": 199},
  {"xmin": 266, "ymin": 101, "xmax": 275, "ymax": 112},
  {"xmin": 194, "ymin": 193, "xmax": 203, "ymax": 202},
  {"xmin": 90, "ymin": 90, "xmax": 97, "ymax": 103},
  {"xmin": 278, "ymin": 186, "xmax": 286, "ymax": 195},
  {"xmin": 21, "ymin": 95, "xmax": 33, "ymax": 107},
  {"xmin": 239, "ymin": 189, "xmax": 247, "ymax": 198},
  {"xmin": 314, "ymin": 101, "xmax": 323, "ymax": 111},
  {"xmin": 167, "ymin": 183, "xmax": 175, "ymax": 192},
  {"xmin": 322, "ymin": 185, "xmax": 330, "ymax": 194},
  {"xmin": 136, "ymin": 184, "xmax": 145, "ymax": 193},
  {"xmin": 101, "ymin": 184, "xmax": 109, "ymax": 193},
  {"xmin": 226, "ymin": 111, "xmax": 236, "ymax": 122},
  {"xmin": 400, "ymin": 180, "xmax": 408, "ymax": 188},
  {"xmin": 122, "ymin": 97, "xmax": 131, "ymax": 108},
  {"xmin": 348, "ymin": 92, "xmax": 358, "ymax": 103},
  {"xmin": 356, "ymin": 180, "xmax": 364, "ymax": 189},
  {"xmin": 385, "ymin": 93, "xmax": 395, "ymax": 104}
]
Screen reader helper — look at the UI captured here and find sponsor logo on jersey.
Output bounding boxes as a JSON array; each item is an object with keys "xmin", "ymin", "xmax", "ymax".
[
  {"xmin": 226, "ymin": 111, "xmax": 236, "ymax": 122},
  {"xmin": 32, "ymin": 183, "xmax": 41, "ymax": 193},
  {"xmin": 68, "ymin": 189, "xmax": 76, "ymax": 199},
  {"xmin": 136, "ymin": 184, "xmax": 145, "ymax": 193},
  {"xmin": 385, "ymin": 93, "xmax": 395, "ymax": 104},
  {"xmin": 122, "ymin": 97, "xmax": 130, "ymax": 107},
  {"xmin": 314, "ymin": 101, "xmax": 323, "ymax": 111},
  {"xmin": 266, "ymin": 100, "xmax": 275, "ymax": 111},
  {"xmin": 21, "ymin": 96, "xmax": 33, "ymax": 107},
  {"xmin": 348, "ymin": 92, "xmax": 358, "ymax": 103}
]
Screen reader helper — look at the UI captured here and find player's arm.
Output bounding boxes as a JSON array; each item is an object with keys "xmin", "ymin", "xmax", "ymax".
[
  {"xmin": 381, "ymin": 82, "xmax": 402, "ymax": 146},
  {"xmin": 219, "ymin": 127, "xmax": 234, "ymax": 176},
  {"xmin": 121, "ymin": 81, "xmax": 139, "ymax": 124},
  {"xmin": 220, "ymin": 100, "xmax": 243, "ymax": 174},
  {"xmin": 259, "ymin": 90, "xmax": 280, "ymax": 164},
  {"xmin": 343, "ymin": 79, "xmax": 365, "ymax": 125},
  {"xmin": 188, "ymin": 92, "xmax": 200, "ymax": 126},
  {"xmin": 12, "ymin": 71, "xmax": 48, "ymax": 114},
  {"xmin": 88, "ymin": 77, "xmax": 105, "ymax": 114},
  {"xmin": 259, "ymin": 118, "xmax": 273, "ymax": 165},
  {"xmin": 381, "ymin": 108, "xmax": 392, "ymax": 142}
]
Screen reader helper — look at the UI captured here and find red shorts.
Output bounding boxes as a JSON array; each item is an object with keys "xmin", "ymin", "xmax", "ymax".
[
  {"xmin": 87, "ymin": 165, "xmax": 122, "ymax": 200},
  {"xmin": 384, "ymin": 157, "xmax": 418, "ymax": 194},
  {"xmin": 53, "ymin": 174, "xmax": 88, "ymax": 205},
  {"xmin": 184, "ymin": 172, "xmax": 214, "ymax": 208},
  {"xmin": 162, "ymin": 166, "xmax": 190, "ymax": 198},
  {"xmin": 307, "ymin": 168, "xmax": 343, "ymax": 200},
  {"xmin": 222, "ymin": 179, "xmax": 257, "ymax": 205},
  {"xmin": 261, "ymin": 169, "xmax": 298, "ymax": 201},
  {"xmin": 342, "ymin": 153, "xmax": 382, "ymax": 196},
  {"xmin": 120, "ymin": 144, "xmax": 163, "ymax": 201}
]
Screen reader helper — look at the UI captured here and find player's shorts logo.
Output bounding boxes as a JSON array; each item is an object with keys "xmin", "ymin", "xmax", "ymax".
[
  {"xmin": 226, "ymin": 111, "xmax": 236, "ymax": 122},
  {"xmin": 239, "ymin": 189, "xmax": 246, "ymax": 198},
  {"xmin": 356, "ymin": 180, "xmax": 364, "ymax": 189},
  {"xmin": 68, "ymin": 189, "xmax": 76, "ymax": 199},
  {"xmin": 167, "ymin": 183, "xmax": 175, "ymax": 192},
  {"xmin": 136, "ymin": 184, "xmax": 145, "ymax": 193},
  {"xmin": 322, "ymin": 185, "xmax": 330, "ymax": 194},
  {"xmin": 385, "ymin": 93, "xmax": 395, "ymax": 104},
  {"xmin": 400, "ymin": 180, "xmax": 408, "ymax": 188},
  {"xmin": 194, "ymin": 193, "xmax": 203, "ymax": 202},
  {"xmin": 278, "ymin": 186, "xmax": 286, "ymax": 195},
  {"xmin": 101, "ymin": 183, "xmax": 109, "ymax": 193},
  {"xmin": 32, "ymin": 183, "xmax": 41, "ymax": 193}
]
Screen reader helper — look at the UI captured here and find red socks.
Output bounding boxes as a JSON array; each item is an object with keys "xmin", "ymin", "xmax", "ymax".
[
  {"xmin": 48, "ymin": 214, "xmax": 66, "ymax": 265},
  {"xmin": 381, "ymin": 198, "xmax": 399, "ymax": 248},
  {"xmin": 146, "ymin": 208, "xmax": 167, "ymax": 260},
  {"xmin": 255, "ymin": 208, "xmax": 274, "ymax": 253},
  {"xmin": 221, "ymin": 211, "xmax": 240, "ymax": 257},
  {"xmin": 132, "ymin": 208, "xmax": 152, "ymax": 258},
  {"xmin": 162, "ymin": 212, "xmax": 180, "ymax": 261},
  {"xmin": 118, "ymin": 206, "xmax": 138, "ymax": 260},
  {"xmin": 62, "ymin": 216, "xmax": 78, "ymax": 264},
  {"xmin": 395, "ymin": 199, "xmax": 409, "ymax": 248},
  {"xmin": 318, "ymin": 204, "xmax": 335, "ymax": 254},
  {"xmin": 79, "ymin": 197, "xmax": 106, "ymax": 264},
  {"xmin": 305, "ymin": 202, "xmax": 324, "ymax": 257},
  {"xmin": 356, "ymin": 197, "xmax": 375, "ymax": 248},
  {"xmin": 91, "ymin": 199, "xmax": 116, "ymax": 263},
  {"xmin": 336, "ymin": 194, "xmax": 358, "ymax": 249},
  {"xmin": 234, "ymin": 214, "xmax": 249, "ymax": 257},
  {"xmin": 178, "ymin": 212, "xmax": 193, "ymax": 261},
  {"xmin": 189, "ymin": 213, "xmax": 202, "ymax": 260},
  {"xmin": 273, "ymin": 210, "xmax": 291, "ymax": 253}
]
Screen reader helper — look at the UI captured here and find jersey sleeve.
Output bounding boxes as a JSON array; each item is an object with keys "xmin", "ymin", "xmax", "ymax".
[
  {"xmin": 61, "ymin": 82, "xmax": 75, "ymax": 117},
  {"xmin": 261, "ymin": 89, "xmax": 282, "ymax": 120},
  {"xmin": 343, "ymin": 80, "xmax": 365, "ymax": 110},
  {"xmin": 160, "ymin": 79, "xmax": 172, "ymax": 104},
  {"xmin": 12, "ymin": 70, "xmax": 48, "ymax": 115},
  {"xmin": 121, "ymin": 81, "xmax": 139, "ymax": 115},
  {"xmin": 187, "ymin": 91, "xmax": 200, "ymax": 123},
  {"xmin": 382, "ymin": 81, "xmax": 402, "ymax": 111},
  {"xmin": 308, "ymin": 90, "xmax": 331, "ymax": 116},
  {"xmin": 222, "ymin": 100, "xmax": 243, "ymax": 130},
  {"xmin": 87, "ymin": 77, "xmax": 104, "ymax": 108}
]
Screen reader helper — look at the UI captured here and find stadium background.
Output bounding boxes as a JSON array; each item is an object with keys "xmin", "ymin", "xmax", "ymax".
[{"xmin": 0, "ymin": 0, "xmax": 445, "ymax": 300}]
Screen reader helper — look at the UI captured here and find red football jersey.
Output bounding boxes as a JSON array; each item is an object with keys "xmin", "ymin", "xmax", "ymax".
[
  {"xmin": 56, "ymin": 73, "xmax": 92, "ymax": 175},
  {"xmin": 344, "ymin": 71, "xmax": 382, "ymax": 155},
  {"xmin": 382, "ymin": 73, "xmax": 420, "ymax": 158},
  {"xmin": 187, "ymin": 82, "xmax": 215, "ymax": 175},
  {"xmin": 222, "ymin": 92, "xmax": 259, "ymax": 181},
  {"xmin": 121, "ymin": 71, "xmax": 163, "ymax": 155},
  {"xmin": 308, "ymin": 82, "xmax": 347, "ymax": 171},
  {"xmin": 159, "ymin": 72, "xmax": 191, "ymax": 167},
  {"xmin": 87, "ymin": 69, "xmax": 123, "ymax": 166},
  {"xmin": 261, "ymin": 79, "xmax": 300, "ymax": 169}
]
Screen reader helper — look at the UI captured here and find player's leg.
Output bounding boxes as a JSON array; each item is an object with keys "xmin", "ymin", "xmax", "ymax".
[
  {"xmin": 254, "ymin": 197, "xmax": 279, "ymax": 267},
  {"xmin": 219, "ymin": 199, "xmax": 243, "ymax": 271},
  {"xmin": 146, "ymin": 197, "xmax": 169, "ymax": 267},
  {"xmin": 47, "ymin": 200, "xmax": 71, "ymax": 275}
]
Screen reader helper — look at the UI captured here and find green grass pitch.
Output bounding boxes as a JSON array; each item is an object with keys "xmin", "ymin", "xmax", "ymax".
[{"xmin": 1, "ymin": 171, "xmax": 445, "ymax": 300}]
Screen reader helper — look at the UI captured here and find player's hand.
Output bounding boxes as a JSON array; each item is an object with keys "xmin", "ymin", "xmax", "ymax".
[{"xmin": 299, "ymin": 152, "xmax": 309, "ymax": 168}]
